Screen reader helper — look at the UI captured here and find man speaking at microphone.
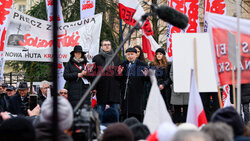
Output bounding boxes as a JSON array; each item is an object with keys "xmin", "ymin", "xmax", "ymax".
[{"xmin": 117, "ymin": 48, "xmax": 149, "ymax": 122}]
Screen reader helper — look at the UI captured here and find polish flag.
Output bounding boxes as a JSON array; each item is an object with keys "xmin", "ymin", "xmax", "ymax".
[
  {"xmin": 118, "ymin": 0, "xmax": 159, "ymax": 61},
  {"xmin": 186, "ymin": 70, "xmax": 207, "ymax": 127},
  {"xmin": 222, "ymin": 84, "xmax": 232, "ymax": 108}
]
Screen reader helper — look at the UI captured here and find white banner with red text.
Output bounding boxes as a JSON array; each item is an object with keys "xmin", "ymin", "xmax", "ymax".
[
  {"xmin": 4, "ymin": 10, "xmax": 102, "ymax": 62},
  {"xmin": 0, "ymin": 0, "xmax": 13, "ymax": 81},
  {"xmin": 80, "ymin": 0, "xmax": 95, "ymax": 19},
  {"xmin": 207, "ymin": 13, "xmax": 250, "ymax": 85}
]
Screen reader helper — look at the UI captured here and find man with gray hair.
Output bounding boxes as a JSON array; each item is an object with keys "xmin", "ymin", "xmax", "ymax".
[
  {"xmin": 38, "ymin": 80, "xmax": 50, "ymax": 106},
  {"xmin": 172, "ymin": 130, "xmax": 212, "ymax": 141},
  {"xmin": 201, "ymin": 122, "xmax": 233, "ymax": 141}
]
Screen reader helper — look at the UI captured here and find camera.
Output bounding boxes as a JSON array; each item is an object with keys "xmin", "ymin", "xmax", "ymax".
[{"xmin": 71, "ymin": 105, "xmax": 100, "ymax": 141}]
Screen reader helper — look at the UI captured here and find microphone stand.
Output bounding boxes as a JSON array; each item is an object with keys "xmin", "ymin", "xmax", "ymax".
[
  {"xmin": 73, "ymin": 13, "xmax": 150, "ymax": 112},
  {"xmin": 124, "ymin": 63, "xmax": 132, "ymax": 119}
]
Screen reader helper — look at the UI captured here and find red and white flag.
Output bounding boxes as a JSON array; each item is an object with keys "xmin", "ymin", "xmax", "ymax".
[
  {"xmin": 118, "ymin": 0, "xmax": 159, "ymax": 61},
  {"xmin": 0, "ymin": 0, "xmax": 13, "ymax": 82},
  {"xmin": 222, "ymin": 84, "xmax": 232, "ymax": 108},
  {"xmin": 80, "ymin": 0, "xmax": 95, "ymax": 19},
  {"xmin": 45, "ymin": 0, "xmax": 65, "ymax": 91},
  {"xmin": 186, "ymin": 70, "xmax": 207, "ymax": 127}
]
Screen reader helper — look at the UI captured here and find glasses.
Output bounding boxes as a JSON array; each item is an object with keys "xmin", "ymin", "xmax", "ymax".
[{"xmin": 102, "ymin": 44, "xmax": 111, "ymax": 46}]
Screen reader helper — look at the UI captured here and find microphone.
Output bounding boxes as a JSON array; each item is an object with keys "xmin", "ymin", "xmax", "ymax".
[{"xmin": 143, "ymin": 1, "xmax": 189, "ymax": 29}]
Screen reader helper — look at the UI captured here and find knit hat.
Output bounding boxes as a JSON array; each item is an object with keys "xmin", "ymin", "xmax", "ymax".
[
  {"xmin": 155, "ymin": 48, "xmax": 166, "ymax": 55},
  {"xmin": 0, "ymin": 117, "xmax": 35, "ymax": 141},
  {"xmin": 126, "ymin": 48, "xmax": 137, "ymax": 53},
  {"xmin": 102, "ymin": 123, "xmax": 134, "ymax": 141},
  {"xmin": 123, "ymin": 117, "xmax": 140, "ymax": 128},
  {"xmin": 102, "ymin": 107, "xmax": 119, "ymax": 125},
  {"xmin": 211, "ymin": 106, "xmax": 244, "ymax": 136},
  {"xmin": 40, "ymin": 96, "xmax": 73, "ymax": 131},
  {"xmin": 147, "ymin": 122, "xmax": 177, "ymax": 141},
  {"xmin": 130, "ymin": 123, "xmax": 150, "ymax": 140}
]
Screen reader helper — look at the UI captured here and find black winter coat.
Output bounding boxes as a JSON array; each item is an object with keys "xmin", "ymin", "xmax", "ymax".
[
  {"xmin": 0, "ymin": 94, "xmax": 11, "ymax": 112},
  {"xmin": 117, "ymin": 60, "xmax": 149, "ymax": 115},
  {"xmin": 241, "ymin": 84, "xmax": 250, "ymax": 104},
  {"xmin": 64, "ymin": 58, "xmax": 89, "ymax": 108},
  {"xmin": 92, "ymin": 54, "xmax": 121, "ymax": 104},
  {"xmin": 150, "ymin": 63, "xmax": 172, "ymax": 108},
  {"xmin": 8, "ymin": 93, "xmax": 29, "ymax": 116}
]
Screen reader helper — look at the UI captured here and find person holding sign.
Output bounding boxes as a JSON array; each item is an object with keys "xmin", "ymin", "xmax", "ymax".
[
  {"xmin": 64, "ymin": 45, "xmax": 90, "ymax": 108},
  {"xmin": 150, "ymin": 48, "xmax": 172, "ymax": 110}
]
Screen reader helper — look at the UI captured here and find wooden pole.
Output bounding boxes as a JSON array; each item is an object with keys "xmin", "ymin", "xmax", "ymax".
[{"xmin": 217, "ymin": 86, "xmax": 223, "ymax": 108}]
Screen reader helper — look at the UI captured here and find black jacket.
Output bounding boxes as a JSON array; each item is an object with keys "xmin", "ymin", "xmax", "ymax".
[
  {"xmin": 0, "ymin": 94, "xmax": 11, "ymax": 112},
  {"xmin": 92, "ymin": 54, "xmax": 121, "ymax": 104},
  {"xmin": 38, "ymin": 90, "xmax": 46, "ymax": 106},
  {"xmin": 64, "ymin": 57, "xmax": 89, "ymax": 108},
  {"xmin": 8, "ymin": 93, "xmax": 29, "ymax": 116},
  {"xmin": 117, "ymin": 59, "xmax": 149, "ymax": 115}
]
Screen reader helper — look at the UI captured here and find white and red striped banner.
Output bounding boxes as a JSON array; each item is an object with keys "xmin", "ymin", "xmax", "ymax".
[
  {"xmin": 166, "ymin": 0, "xmax": 200, "ymax": 61},
  {"xmin": 45, "ymin": 0, "xmax": 64, "ymax": 23},
  {"xmin": 204, "ymin": 0, "xmax": 226, "ymax": 32},
  {"xmin": 0, "ymin": 0, "xmax": 13, "ymax": 82},
  {"xmin": 80, "ymin": 0, "xmax": 95, "ymax": 19},
  {"xmin": 118, "ymin": 0, "xmax": 159, "ymax": 61}
]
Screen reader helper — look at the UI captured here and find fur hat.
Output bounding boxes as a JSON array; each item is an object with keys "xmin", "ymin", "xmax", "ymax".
[
  {"xmin": 211, "ymin": 106, "xmax": 244, "ymax": 136},
  {"xmin": 40, "ymin": 96, "xmax": 73, "ymax": 131},
  {"xmin": 130, "ymin": 123, "xmax": 150, "ymax": 140},
  {"xmin": 0, "ymin": 117, "xmax": 35, "ymax": 141},
  {"xmin": 102, "ymin": 123, "xmax": 134, "ymax": 141},
  {"xmin": 155, "ymin": 48, "xmax": 166, "ymax": 55}
]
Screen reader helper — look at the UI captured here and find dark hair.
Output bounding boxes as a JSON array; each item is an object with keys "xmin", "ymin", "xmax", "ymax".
[
  {"xmin": 101, "ymin": 39, "xmax": 111, "ymax": 46},
  {"xmin": 133, "ymin": 45, "xmax": 146, "ymax": 62}
]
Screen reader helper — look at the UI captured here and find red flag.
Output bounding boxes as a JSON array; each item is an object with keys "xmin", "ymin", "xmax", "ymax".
[
  {"xmin": 186, "ymin": 70, "xmax": 207, "ymax": 127},
  {"xmin": 118, "ymin": 0, "xmax": 159, "ymax": 61}
]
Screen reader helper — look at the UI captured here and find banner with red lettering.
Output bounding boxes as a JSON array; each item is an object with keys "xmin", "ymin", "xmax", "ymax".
[
  {"xmin": 0, "ymin": 0, "xmax": 13, "ymax": 81},
  {"xmin": 166, "ymin": 0, "xmax": 185, "ymax": 62},
  {"xmin": 45, "ymin": 0, "xmax": 64, "ymax": 23},
  {"xmin": 80, "ymin": 0, "xmax": 95, "ymax": 19},
  {"xmin": 207, "ymin": 13, "xmax": 250, "ymax": 85},
  {"xmin": 166, "ymin": 0, "xmax": 200, "ymax": 61},
  {"xmin": 204, "ymin": 0, "xmax": 226, "ymax": 32},
  {"xmin": 4, "ymin": 10, "xmax": 102, "ymax": 62}
]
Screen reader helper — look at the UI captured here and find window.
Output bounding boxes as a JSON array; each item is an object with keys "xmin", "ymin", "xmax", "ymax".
[{"xmin": 18, "ymin": 5, "xmax": 26, "ymax": 12}]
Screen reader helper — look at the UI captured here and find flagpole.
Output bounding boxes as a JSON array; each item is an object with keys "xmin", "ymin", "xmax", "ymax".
[
  {"xmin": 119, "ymin": 19, "xmax": 125, "ymax": 61},
  {"xmin": 236, "ymin": 0, "xmax": 241, "ymax": 114},
  {"xmin": 193, "ymin": 38, "xmax": 198, "ymax": 85}
]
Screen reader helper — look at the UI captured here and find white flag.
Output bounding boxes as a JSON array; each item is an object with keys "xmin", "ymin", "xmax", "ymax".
[{"xmin": 143, "ymin": 70, "xmax": 173, "ymax": 133}]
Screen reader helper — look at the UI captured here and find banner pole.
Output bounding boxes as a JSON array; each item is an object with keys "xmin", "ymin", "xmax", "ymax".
[
  {"xmin": 236, "ymin": 0, "xmax": 241, "ymax": 114},
  {"xmin": 119, "ymin": 19, "xmax": 125, "ymax": 61},
  {"xmin": 194, "ymin": 38, "xmax": 198, "ymax": 85},
  {"xmin": 217, "ymin": 86, "xmax": 222, "ymax": 108},
  {"xmin": 232, "ymin": 68, "xmax": 236, "ymax": 108}
]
